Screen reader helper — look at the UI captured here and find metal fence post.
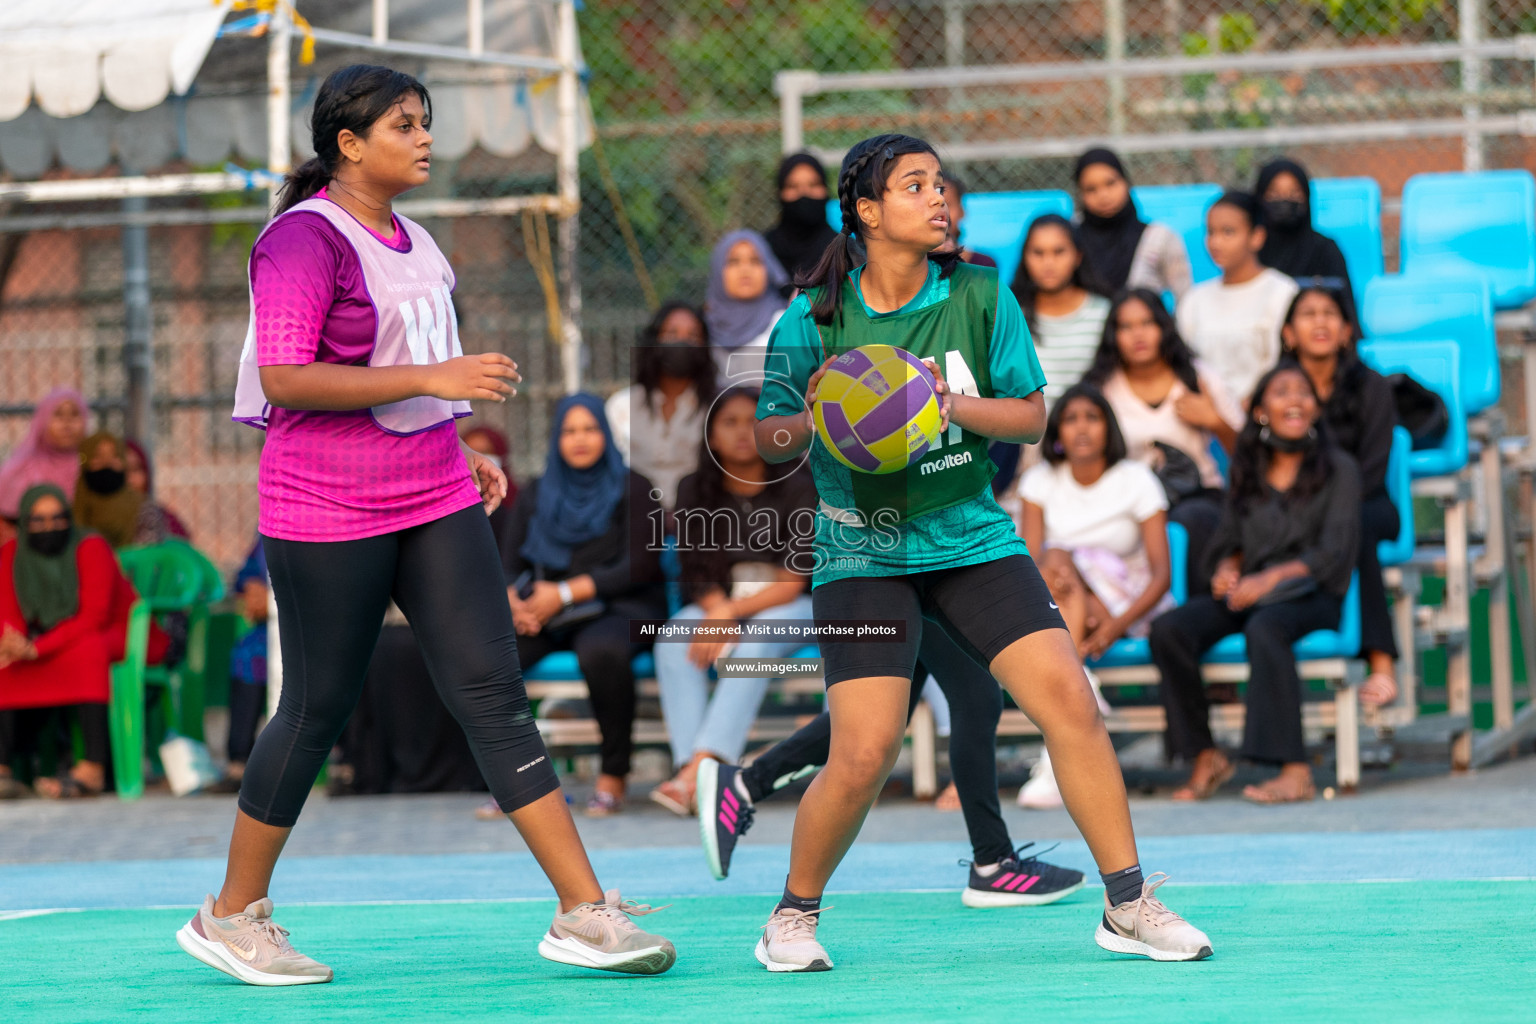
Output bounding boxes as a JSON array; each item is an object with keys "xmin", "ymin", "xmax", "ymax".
[{"xmin": 1460, "ymin": 0, "xmax": 1485, "ymax": 170}]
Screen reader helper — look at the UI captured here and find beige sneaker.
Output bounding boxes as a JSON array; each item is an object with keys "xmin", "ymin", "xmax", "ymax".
[
  {"xmin": 755, "ymin": 906, "xmax": 833, "ymax": 972},
  {"xmin": 538, "ymin": 890, "xmax": 676, "ymax": 975},
  {"xmin": 175, "ymin": 895, "xmax": 333, "ymax": 985},
  {"xmin": 1094, "ymin": 873, "xmax": 1213, "ymax": 962}
]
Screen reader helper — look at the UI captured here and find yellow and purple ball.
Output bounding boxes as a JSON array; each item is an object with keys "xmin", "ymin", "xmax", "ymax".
[{"xmin": 813, "ymin": 344, "xmax": 943, "ymax": 475}]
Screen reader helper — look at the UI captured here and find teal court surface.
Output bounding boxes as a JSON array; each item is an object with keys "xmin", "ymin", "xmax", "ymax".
[{"xmin": 4, "ymin": 772, "xmax": 1535, "ymax": 1023}]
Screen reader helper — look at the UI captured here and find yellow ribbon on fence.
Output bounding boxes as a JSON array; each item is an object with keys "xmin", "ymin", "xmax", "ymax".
[{"xmin": 229, "ymin": 0, "xmax": 317, "ymax": 64}]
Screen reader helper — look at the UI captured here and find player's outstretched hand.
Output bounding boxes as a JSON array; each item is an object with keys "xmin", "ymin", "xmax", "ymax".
[
  {"xmin": 923, "ymin": 358, "xmax": 952, "ymax": 433},
  {"xmin": 429, "ymin": 353, "xmax": 521, "ymax": 403}
]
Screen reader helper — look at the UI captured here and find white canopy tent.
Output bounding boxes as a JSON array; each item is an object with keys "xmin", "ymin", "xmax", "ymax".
[{"xmin": 0, "ymin": 0, "xmax": 589, "ymax": 392}]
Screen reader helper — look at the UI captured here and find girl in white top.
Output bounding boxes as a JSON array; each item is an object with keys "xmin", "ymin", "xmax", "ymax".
[
  {"xmin": 1085, "ymin": 289, "xmax": 1244, "ymax": 600},
  {"xmin": 605, "ymin": 301, "xmax": 716, "ymax": 511},
  {"xmin": 1019, "ymin": 385, "xmax": 1175, "ymax": 660},
  {"xmin": 1086, "ymin": 289, "xmax": 1244, "ymax": 490},
  {"xmin": 1176, "ymin": 190, "xmax": 1299, "ymax": 404},
  {"xmin": 1009, "ymin": 214, "xmax": 1112, "ymax": 406}
]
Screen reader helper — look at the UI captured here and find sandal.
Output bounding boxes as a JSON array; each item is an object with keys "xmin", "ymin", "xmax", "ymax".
[
  {"xmin": 648, "ymin": 777, "xmax": 695, "ymax": 817},
  {"xmin": 473, "ymin": 799, "xmax": 504, "ymax": 821},
  {"xmin": 35, "ymin": 774, "xmax": 101, "ymax": 800},
  {"xmin": 584, "ymin": 789, "xmax": 623, "ymax": 818},
  {"xmin": 0, "ymin": 774, "xmax": 33, "ymax": 800},
  {"xmin": 1242, "ymin": 774, "xmax": 1317, "ymax": 805},
  {"xmin": 934, "ymin": 781, "xmax": 961, "ymax": 812},
  {"xmin": 1170, "ymin": 749, "xmax": 1234, "ymax": 802},
  {"xmin": 1359, "ymin": 672, "xmax": 1399, "ymax": 707}
]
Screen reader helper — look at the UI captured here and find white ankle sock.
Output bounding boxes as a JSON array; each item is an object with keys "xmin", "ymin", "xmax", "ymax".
[{"xmin": 974, "ymin": 862, "xmax": 1000, "ymax": 877}]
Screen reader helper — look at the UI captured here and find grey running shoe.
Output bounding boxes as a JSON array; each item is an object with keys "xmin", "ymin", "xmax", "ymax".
[
  {"xmin": 1094, "ymin": 873, "xmax": 1213, "ymax": 962},
  {"xmin": 538, "ymin": 889, "xmax": 677, "ymax": 975},
  {"xmin": 755, "ymin": 906, "xmax": 833, "ymax": 973},
  {"xmin": 175, "ymin": 895, "xmax": 333, "ymax": 986}
]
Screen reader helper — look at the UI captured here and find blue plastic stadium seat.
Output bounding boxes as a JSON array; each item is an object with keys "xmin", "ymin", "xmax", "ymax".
[
  {"xmin": 1377, "ymin": 426, "xmax": 1415, "ymax": 567},
  {"xmin": 1089, "ymin": 523, "xmax": 1186, "ymax": 669},
  {"xmin": 1400, "ymin": 170, "xmax": 1536, "ymax": 310},
  {"xmin": 524, "ymin": 651, "xmax": 656, "ymax": 682},
  {"xmin": 1360, "ymin": 273, "xmax": 1497, "ymax": 416},
  {"xmin": 1310, "ymin": 177, "xmax": 1383, "ymax": 295},
  {"xmin": 1356, "ymin": 339, "xmax": 1469, "ymax": 479},
  {"xmin": 1203, "ymin": 572, "xmax": 1361, "ymax": 664},
  {"xmin": 1131, "ymin": 183, "xmax": 1224, "ymax": 285}
]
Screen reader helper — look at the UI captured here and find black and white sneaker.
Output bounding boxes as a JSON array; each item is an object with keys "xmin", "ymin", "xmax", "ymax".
[
  {"xmin": 698, "ymin": 759, "xmax": 754, "ymax": 880},
  {"xmin": 960, "ymin": 843, "xmax": 1086, "ymax": 908}
]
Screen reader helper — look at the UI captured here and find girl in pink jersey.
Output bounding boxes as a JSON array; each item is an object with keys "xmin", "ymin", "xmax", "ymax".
[{"xmin": 176, "ymin": 65, "xmax": 676, "ymax": 986}]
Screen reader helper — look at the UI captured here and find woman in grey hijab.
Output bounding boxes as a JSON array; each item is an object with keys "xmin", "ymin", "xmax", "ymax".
[{"xmin": 705, "ymin": 230, "xmax": 789, "ymax": 378}]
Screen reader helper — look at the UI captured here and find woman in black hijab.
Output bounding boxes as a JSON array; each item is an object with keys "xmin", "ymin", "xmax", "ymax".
[
  {"xmin": 1072, "ymin": 148, "xmax": 1193, "ymax": 300},
  {"xmin": 1254, "ymin": 157, "xmax": 1355, "ymax": 317},
  {"xmin": 763, "ymin": 153, "xmax": 836, "ymax": 287}
]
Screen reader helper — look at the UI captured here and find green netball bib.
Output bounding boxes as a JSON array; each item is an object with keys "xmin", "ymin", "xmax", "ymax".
[{"xmin": 814, "ymin": 262, "xmax": 998, "ymax": 522}]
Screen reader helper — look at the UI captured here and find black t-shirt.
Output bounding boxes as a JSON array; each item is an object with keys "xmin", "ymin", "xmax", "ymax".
[{"xmin": 672, "ymin": 464, "xmax": 818, "ymax": 601}]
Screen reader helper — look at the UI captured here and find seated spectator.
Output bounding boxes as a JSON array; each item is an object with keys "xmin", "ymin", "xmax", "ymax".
[
  {"xmin": 0, "ymin": 484, "xmax": 168, "ymax": 798},
  {"xmin": 73, "ymin": 432, "xmax": 143, "ymax": 549},
  {"xmin": 0, "ymin": 388, "xmax": 89, "ymax": 544},
  {"xmin": 500, "ymin": 394, "xmax": 666, "ymax": 817},
  {"xmin": 1256, "ymin": 158, "xmax": 1356, "ymax": 317},
  {"xmin": 938, "ymin": 173, "xmax": 997, "ymax": 268},
  {"xmin": 1176, "ymin": 191, "xmax": 1299, "ymax": 403},
  {"xmin": 605, "ymin": 301, "xmax": 716, "ymax": 511},
  {"xmin": 1015, "ymin": 385, "xmax": 1173, "ymax": 810},
  {"xmin": 1020, "ymin": 385, "xmax": 1174, "ymax": 659},
  {"xmin": 1149, "ymin": 365, "xmax": 1360, "ymax": 805},
  {"xmin": 764, "ymin": 153, "xmax": 837, "ymax": 285},
  {"xmin": 1083, "ymin": 288, "xmax": 1244, "ymax": 595},
  {"xmin": 1072, "ymin": 148, "xmax": 1193, "ymax": 300},
  {"xmin": 123, "ymin": 439, "xmax": 191, "ymax": 544},
  {"xmin": 650, "ymin": 387, "xmax": 816, "ymax": 815},
  {"xmin": 1010, "ymin": 214, "xmax": 1111, "ymax": 404},
  {"xmin": 1280, "ymin": 286, "xmax": 1400, "ymax": 707},
  {"xmin": 706, "ymin": 230, "xmax": 789, "ymax": 379}
]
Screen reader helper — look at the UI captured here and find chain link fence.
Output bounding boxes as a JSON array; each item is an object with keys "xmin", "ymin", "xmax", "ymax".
[{"xmin": 1, "ymin": 0, "xmax": 1531, "ymax": 569}]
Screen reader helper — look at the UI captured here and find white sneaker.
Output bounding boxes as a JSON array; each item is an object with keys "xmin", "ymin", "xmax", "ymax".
[
  {"xmin": 1094, "ymin": 873, "xmax": 1213, "ymax": 962},
  {"xmin": 755, "ymin": 906, "xmax": 833, "ymax": 972},
  {"xmin": 1017, "ymin": 749, "xmax": 1063, "ymax": 809}
]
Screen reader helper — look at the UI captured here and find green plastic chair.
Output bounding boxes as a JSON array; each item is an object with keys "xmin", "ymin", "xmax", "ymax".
[
  {"xmin": 116, "ymin": 541, "xmax": 228, "ymax": 744},
  {"xmin": 108, "ymin": 600, "xmax": 151, "ymax": 800}
]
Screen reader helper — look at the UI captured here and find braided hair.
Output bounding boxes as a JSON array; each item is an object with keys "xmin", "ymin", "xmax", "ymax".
[{"xmin": 799, "ymin": 133, "xmax": 961, "ymax": 325}]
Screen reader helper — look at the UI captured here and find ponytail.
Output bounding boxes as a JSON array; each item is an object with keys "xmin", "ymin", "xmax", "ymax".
[
  {"xmin": 273, "ymin": 157, "xmax": 333, "ymax": 216},
  {"xmin": 798, "ymin": 133, "xmax": 957, "ymax": 326},
  {"xmin": 270, "ymin": 64, "xmax": 432, "ymax": 219}
]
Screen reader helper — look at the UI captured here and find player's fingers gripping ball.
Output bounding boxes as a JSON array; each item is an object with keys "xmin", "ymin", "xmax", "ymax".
[{"xmin": 812, "ymin": 344, "xmax": 944, "ymax": 474}]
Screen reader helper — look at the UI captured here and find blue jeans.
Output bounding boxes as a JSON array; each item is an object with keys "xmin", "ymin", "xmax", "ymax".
[{"xmin": 655, "ymin": 594, "xmax": 815, "ymax": 767}]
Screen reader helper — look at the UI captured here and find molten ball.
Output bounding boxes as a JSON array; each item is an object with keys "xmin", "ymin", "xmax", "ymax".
[{"xmin": 813, "ymin": 344, "xmax": 943, "ymax": 475}]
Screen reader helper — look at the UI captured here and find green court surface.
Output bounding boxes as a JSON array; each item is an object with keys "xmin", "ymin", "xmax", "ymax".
[{"xmin": 4, "ymin": 882, "xmax": 1527, "ymax": 1023}]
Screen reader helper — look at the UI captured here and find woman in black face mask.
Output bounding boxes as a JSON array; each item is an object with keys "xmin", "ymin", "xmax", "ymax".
[
  {"xmin": 74, "ymin": 432, "xmax": 144, "ymax": 550},
  {"xmin": 605, "ymin": 301, "xmax": 717, "ymax": 512},
  {"xmin": 1148, "ymin": 364, "xmax": 1361, "ymax": 805},
  {"xmin": 0, "ymin": 484, "xmax": 167, "ymax": 798},
  {"xmin": 763, "ymin": 153, "xmax": 836, "ymax": 287},
  {"xmin": 1254, "ymin": 158, "xmax": 1356, "ymax": 319}
]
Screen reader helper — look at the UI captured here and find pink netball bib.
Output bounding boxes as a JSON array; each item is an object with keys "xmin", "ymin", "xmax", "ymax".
[{"xmin": 232, "ymin": 197, "xmax": 471, "ymax": 435}]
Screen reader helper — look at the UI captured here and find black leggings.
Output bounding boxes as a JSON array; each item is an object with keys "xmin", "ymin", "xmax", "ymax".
[
  {"xmin": 241, "ymin": 505, "xmax": 558, "ymax": 828},
  {"xmin": 513, "ymin": 602, "xmax": 657, "ymax": 779},
  {"xmin": 742, "ymin": 621, "xmax": 1014, "ymax": 865}
]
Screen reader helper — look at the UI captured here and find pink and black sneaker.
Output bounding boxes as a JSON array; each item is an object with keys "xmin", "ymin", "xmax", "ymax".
[
  {"xmin": 698, "ymin": 759, "xmax": 754, "ymax": 880},
  {"xmin": 961, "ymin": 843, "xmax": 1085, "ymax": 908}
]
